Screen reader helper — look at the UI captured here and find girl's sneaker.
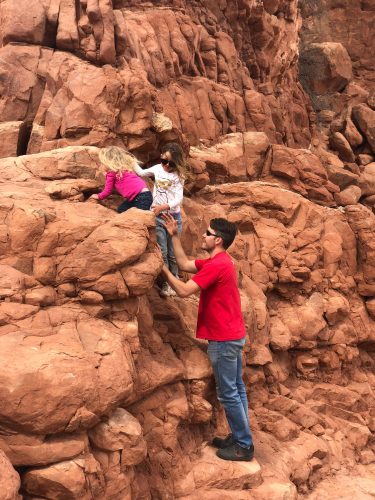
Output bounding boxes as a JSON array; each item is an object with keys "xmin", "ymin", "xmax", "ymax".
[{"xmin": 160, "ymin": 283, "xmax": 177, "ymax": 297}]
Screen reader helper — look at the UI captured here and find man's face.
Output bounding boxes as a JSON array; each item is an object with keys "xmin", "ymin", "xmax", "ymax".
[{"xmin": 202, "ymin": 226, "xmax": 220, "ymax": 251}]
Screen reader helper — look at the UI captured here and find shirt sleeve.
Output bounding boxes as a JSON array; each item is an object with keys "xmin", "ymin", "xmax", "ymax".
[
  {"xmin": 133, "ymin": 163, "xmax": 156, "ymax": 178},
  {"xmin": 192, "ymin": 260, "xmax": 220, "ymax": 290},
  {"xmin": 195, "ymin": 259, "xmax": 206, "ymax": 271},
  {"xmin": 168, "ymin": 177, "xmax": 184, "ymax": 211},
  {"xmin": 97, "ymin": 171, "xmax": 116, "ymax": 200}
]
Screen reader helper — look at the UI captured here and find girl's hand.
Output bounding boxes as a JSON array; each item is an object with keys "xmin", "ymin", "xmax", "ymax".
[
  {"xmin": 88, "ymin": 194, "xmax": 99, "ymax": 202},
  {"xmin": 162, "ymin": 213, "xmax": 178, "ymax": 236},
  {"xmin": 152, "ymin": 204, "xmax": 168, "ymax": 216}
]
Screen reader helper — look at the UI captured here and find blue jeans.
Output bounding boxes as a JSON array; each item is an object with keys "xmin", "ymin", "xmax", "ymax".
[
  {"xmin": 207, "ymin": 337, "xmax": 253, "ymax": 449},
  {"xmin": 156, "ymin": 213, "xmax": 182, "ymax": 277},
  {"xmin": 117, "ymin": 191, "xmax": 153, "ymax": 213}
]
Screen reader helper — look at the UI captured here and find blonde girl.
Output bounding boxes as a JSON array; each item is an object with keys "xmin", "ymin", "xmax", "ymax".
[{"xmin": 90, "ymin": 146, "xmax": 152, "ymax": 212}]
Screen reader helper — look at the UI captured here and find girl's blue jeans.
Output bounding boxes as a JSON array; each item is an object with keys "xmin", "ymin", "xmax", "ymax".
[{"xmin": 156, "ymin": 212, "xmax": 182, "ymax": 277}]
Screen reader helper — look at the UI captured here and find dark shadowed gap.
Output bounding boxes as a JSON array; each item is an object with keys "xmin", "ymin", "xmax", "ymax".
[{"xmin": 16, "ymin": 122, "xmax": 33, "ymax": 157}]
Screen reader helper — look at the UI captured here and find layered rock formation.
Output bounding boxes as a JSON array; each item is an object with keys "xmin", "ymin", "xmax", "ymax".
[{"xmin": 0, "ymin": 1, "xmax": 375, "ymax": 499}]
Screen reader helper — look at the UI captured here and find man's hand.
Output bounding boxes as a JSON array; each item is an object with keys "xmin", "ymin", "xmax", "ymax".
[
  {"xmin": 162, "ymin": 264, "xmax": 200, "ymax": 298},
  {"xmin": 162, "ymin": 213, "xmax": 178, "ymax": 236}
]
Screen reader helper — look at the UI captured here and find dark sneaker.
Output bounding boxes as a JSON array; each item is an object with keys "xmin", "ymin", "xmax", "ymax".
[
  {"xmin": 212, "ymin": 433, "xmax": 233, "ymax": 449},
  {"xmin": 216, "ymin": 443, "xmax": 254, "ymax": 461}
]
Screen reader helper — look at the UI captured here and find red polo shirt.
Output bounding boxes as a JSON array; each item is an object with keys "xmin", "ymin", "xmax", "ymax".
[{"xmin": 192, "ymin": 251, "xmax": 246, "ymax": 341}]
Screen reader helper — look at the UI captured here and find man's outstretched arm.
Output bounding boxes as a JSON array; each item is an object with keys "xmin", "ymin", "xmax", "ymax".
[
  {"xmin": 161, "ymin": 265, "xmax": 200, "ymax": 298},
  {"xmin": 162, "ymin": 214, "xmax": 197, "ymax": 273}
]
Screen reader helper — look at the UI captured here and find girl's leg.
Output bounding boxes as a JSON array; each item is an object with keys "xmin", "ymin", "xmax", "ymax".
[
  {"xmin": 134, "ymin": 191, "xmax": 153, "ymax": 210},
  {"xmin": 156, "ymin": 217, "xmax": 169, "ymax": 267},
  {"xmin": 117, "ymin": 199, "xmax": 133, "ymax": 213},
  {"xmin": 167, "ymin": 213, "xmax": 182, "ymax": 277}
]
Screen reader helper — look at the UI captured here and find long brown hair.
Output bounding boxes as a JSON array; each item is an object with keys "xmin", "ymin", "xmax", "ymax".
[{"xmin": 161, "ymin": 143, "xmax": 190, "ymax": 180}]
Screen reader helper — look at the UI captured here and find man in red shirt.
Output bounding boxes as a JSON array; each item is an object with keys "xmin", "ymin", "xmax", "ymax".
[{"xmin": 161, "ymin": 215, "xmax": 254, "ymax": 461}]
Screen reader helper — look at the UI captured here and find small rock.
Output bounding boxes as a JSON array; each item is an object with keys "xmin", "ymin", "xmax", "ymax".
[
  {"xmin": 334, "ymin": 185, "xmax": 362, "ymax": 206},
  {"xmin": 360, "ymin": 450, "xmax": 375, "ymax": 465},
  {"xmin": 330, "ymin": 132, "xmax": 355, "ymax": 163},
  {"xmin": 352, "ymin": 104, "xmax": 375, "ymax": 153},
  {"xmin": 344, "ymin": 117, "xmax": 363, "ymax": 148},
  {"xmin": 357, "ymin": 154, "xmax": 374, "ymax": 166}
]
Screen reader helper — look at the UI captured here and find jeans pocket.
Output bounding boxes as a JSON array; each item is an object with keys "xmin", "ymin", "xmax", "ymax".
[{"xmin": 223, "ymin": 338, "xmax": 245, "ymax": 358}]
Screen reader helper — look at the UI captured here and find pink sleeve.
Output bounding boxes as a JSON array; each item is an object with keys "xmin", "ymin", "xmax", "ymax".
[
  {"xmin": 192, "ymin": 260, "xmax": 220, "ymax": 290},
  {"xmin": 97, "ymin": 171, "xmax": 116, "ymax": 200}
]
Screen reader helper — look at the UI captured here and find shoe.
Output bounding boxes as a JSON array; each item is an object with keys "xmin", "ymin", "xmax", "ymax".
[
  {"xmin": 160, "ymin": 283, "xmax": 176, "ymax": 297},
  {"xmin": 160, "ymin": 283, "xmax": 170, "ymax": 297},
  {"xmin": 216, "ymin": 443, "xmax": 254, "ymax": 461},
  {"xmin": 212, "ymin": 433, "xmax": 233, "ymax": 449}
]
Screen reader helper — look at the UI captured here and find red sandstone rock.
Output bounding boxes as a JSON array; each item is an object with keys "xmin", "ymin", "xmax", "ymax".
[
  {"xmin": 22, "ymin": 454, "xmax": 104, "ymax": 498},
  {"xmin": 0, "ymin": 122, "xmax": 23, "ymax": 159},
  {"xmin": 88, "ymin": 408, "xmax": 147, "ymax": 465},
  {"xmin": 0, "ymin": 2, "xmax": 375, "ymax": 498},
  {"xmin": 358, "ymin": 163, "xmax": 375, "ymax": 197},
  {"xmin": 301, "ymin": 1, "xmax": 375, "ymax": 90},
  {"xmin": 0, "ymin": 433, "xmax": 88, "ymax": 467},
  {"xmin": 0, "ymin": 0, "xmax": 46, "ymax": 45},
  {"xmin": 300, "ymin": 43, "xmax": 352, "ymax": 94},
  {"xmin": 352, "ymin": 104, "xmax": 375, "ymax": 154},
  {"xmin": 0, "ymin": 450, "xmax": 21, "ymax": 500},
  {"xmin": 344, "ymin": 116, "xmax": 364, "ymax": 149},
  {"xmin": 334, "ymin": 185, "xmax": 362, "ymax": 206},
  {"xmin": 330, "ymin": 132, "xmax": 355, "ymax": 163}
]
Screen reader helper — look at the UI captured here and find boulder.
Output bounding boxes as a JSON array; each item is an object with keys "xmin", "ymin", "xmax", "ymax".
[
  {"xmin": 88, "ymin": 408, "xmax": 147, "ymax": 466},
  {"xmin": 300, "ymin": 42, "xmax": 352, "ymax": 94},
  {"xmin": 22, "ymin": 454, "xmax": 104, "ymax": 498},
  {"xmin": 0, "ymin": 450, "xmax": 21, "ymax": 500},
  {"xmin": 0, "ymin": 122, "xmax": 24, "ymax": 159},
  {"xmin": 326, "ymin": 164, "xmax": 358, "ymax": 190},
  {"xmin": 358, "ymin": 154, "xmax": 374, "ymax": 166},
  {"xmin": 334, "ymin": 185, "xmax": 361, "ymax": 206},
  {"xmin": 344, "ymin": 117, "xmax": 363, "ymax": 149},
  {"xmin": 358, "ymin": 163, "xmax": 375, "ymax": 196},
  {"xmin": 0, "ymin": 314, "xmax": 136, "ymax": 434},
  {"xmin": 0, "ymin": 0, "xmax": 46, "ymax": 45},
  {"xmin": 352, "ymin": 104, "xmax": 375, "ymax": 154},
  {"xmin": 330, "ymin": 132, "xmax": 355, "ymax": 163},
  {"xmin": 0, "ymin": 433, "xmax": 88, "ymax": 467}
]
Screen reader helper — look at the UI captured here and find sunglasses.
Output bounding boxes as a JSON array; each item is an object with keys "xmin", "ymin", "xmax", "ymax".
[
  {"xmin": 206, "ymin": 229, "xmax": 219, "ymax": 237},
  {"xmin": 161, "ymin": 158, "xmax": 177, "ymax": 169}
]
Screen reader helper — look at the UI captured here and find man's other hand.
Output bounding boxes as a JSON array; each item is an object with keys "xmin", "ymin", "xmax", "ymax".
[{"xmin": 162, "ymin": 213, "xmax": 178, "ymax": 236}]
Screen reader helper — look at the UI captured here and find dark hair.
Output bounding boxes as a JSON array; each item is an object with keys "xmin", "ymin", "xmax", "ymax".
[
  {"xmin": 210, "ymin": 218, "xmax": 237, "ymax": 249},
  {"xmin": 161, "ymin": 142, "xmax": 189, "ymax": 180}
]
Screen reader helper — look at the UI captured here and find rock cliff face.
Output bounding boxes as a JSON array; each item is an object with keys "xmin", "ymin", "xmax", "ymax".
[{"xmin": 0, "ymin": 1, "xmax": 375, "ymax": 499}]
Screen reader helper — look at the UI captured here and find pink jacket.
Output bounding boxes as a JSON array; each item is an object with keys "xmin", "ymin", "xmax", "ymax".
[{"xmin": 97, "ymin": 171, "xmax": 148, "ymax": 201}]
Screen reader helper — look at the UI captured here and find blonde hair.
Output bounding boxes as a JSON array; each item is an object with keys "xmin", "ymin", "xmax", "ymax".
[{"xmin": 99, "ymin": 146, "xmax": 139, "ymax": 176}]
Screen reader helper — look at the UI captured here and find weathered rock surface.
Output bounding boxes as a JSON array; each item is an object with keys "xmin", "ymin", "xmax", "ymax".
[
  {"xmin": 300, "ymin": 42, "xmax": 352, "ymax": 94},
  {"xmin": 0, "ymin": 450, "xmax": 21, "ymax": 500},
  {"xmin": 300, "ymin": 0, "xmax": 375, "ymax": 90},
  {"xmin": 0, "ymin": 1, "xmax": 313, "ymax": 153}
]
